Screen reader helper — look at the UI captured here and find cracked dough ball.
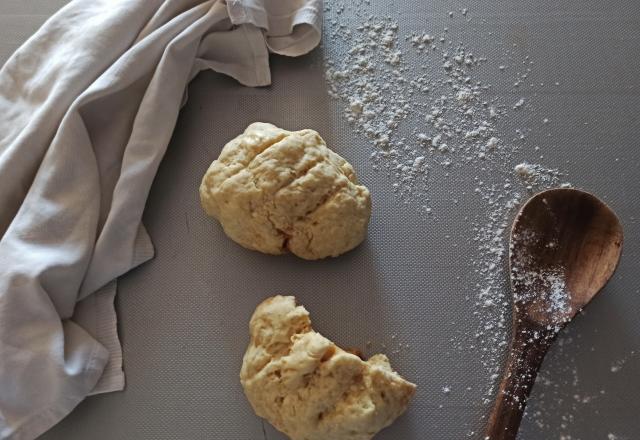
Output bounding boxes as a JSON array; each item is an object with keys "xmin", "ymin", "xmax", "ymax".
[
  {"xmin": 240, "ymin": 296, "xmax": 416, "ymax": 440},
  {"xmin": 199, "ymin": 122, "xmax": 371, "ymax": 260}
]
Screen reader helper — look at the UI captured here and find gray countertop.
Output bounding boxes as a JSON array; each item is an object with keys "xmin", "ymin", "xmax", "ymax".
[{"xmin": 2, "ymin": 1, "xmax": 639, "ymax": 439}]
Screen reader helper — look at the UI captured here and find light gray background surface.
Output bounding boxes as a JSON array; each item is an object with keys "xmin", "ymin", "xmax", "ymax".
[{"xmin": 2, "ymin": 1, "xmax": 639, "ymax": 439}]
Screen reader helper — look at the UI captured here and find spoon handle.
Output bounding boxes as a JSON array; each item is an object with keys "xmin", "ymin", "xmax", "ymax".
[{"xmin": 484, "ymin": 324, "xmax": 555, "ymax": 440}]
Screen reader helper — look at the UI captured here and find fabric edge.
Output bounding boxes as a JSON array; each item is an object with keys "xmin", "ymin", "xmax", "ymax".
[{"xmin": 5, "ymin": 343, "xmax": 109, "ymax": 440}]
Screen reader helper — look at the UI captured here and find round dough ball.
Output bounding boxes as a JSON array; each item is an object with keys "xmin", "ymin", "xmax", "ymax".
[
  {"xmin": 199, "ymin": 122, "xmax": 371, "ymax": 259},
  {"xmin": 241, "ymin": 296, "xmax": 416, "ymax": 440}
]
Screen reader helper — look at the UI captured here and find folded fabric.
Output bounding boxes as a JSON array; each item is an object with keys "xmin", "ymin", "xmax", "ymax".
[{"xmin": 0, "ymin": 0, "xmax": 321, "ymax": 438}]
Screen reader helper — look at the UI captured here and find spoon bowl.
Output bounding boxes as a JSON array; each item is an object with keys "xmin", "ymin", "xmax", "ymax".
[
  {"xmin": 510, "ymin": 188, "xmax": 624, "ymax": 327},
  {"xmin": 485, "ymin": 188, "xmax": 623, "ymax": 439}
]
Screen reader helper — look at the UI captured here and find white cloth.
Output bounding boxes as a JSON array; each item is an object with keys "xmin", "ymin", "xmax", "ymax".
[{"xmin": 0, "ymin": 0, "xmax": 321, "ymax": 438}]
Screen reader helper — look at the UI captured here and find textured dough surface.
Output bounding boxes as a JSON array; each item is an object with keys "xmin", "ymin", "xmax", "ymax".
[
  {"xmin": 240, "ymin": 296, "xmax": 416, "ymax": 440},
  {"xmin": 199, "ymin": 122, "xmax": 371, "ymax": 260}
]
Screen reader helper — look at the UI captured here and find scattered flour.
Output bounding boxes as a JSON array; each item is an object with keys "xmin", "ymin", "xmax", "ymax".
[
  {"xmin": 324, "ymin": 10, "xmax": 512, "ymax": 202},
  {"xmin": 609, "ymin": 350, "xmax": 636, "ymax": 373},
  {"xmin": 514, "ymin": 162, "xmax": 569, "ymax": 191},
  {"xmin": 323, "ymin": 0, "xmax": 570, "ymax": 402},
  {"xmin": 510, "ymin": 224, "xmax": 573, "ymax": 328},
  {"xmin": 511, "ymin": 264, "xmax": 572, "ymax": 320},
  {"xmin": 319, "ymin": 3, "xmax": 629, "ymax": 438}
]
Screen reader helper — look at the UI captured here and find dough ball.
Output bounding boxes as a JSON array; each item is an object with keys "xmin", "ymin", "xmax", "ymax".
[
  {"xmin": 240, "ymin": 296, "xmax": 416, "ymax": 440},
  {"xmin": 199, "ymin": 123, "xmax": 371, "ymax": 260}
]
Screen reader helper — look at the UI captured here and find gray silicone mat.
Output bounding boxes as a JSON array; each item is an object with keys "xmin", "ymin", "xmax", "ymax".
[{"xmin": 3, "ymin": 0, "xmax": 640, "ymax": 439}]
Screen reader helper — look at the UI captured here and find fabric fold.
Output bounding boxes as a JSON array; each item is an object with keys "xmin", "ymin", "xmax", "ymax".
[{"xmin": 0, "ymin": 0, "xmax": 322, "ymax": 439}]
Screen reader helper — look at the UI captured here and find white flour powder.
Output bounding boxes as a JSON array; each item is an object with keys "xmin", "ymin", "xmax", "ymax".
[{"xmin": 321, "ymin": 2, "xmax": 591, "ymax": 437}]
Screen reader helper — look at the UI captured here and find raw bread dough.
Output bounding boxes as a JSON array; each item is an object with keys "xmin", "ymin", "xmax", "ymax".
[
  {"xmin": 199, "ymin": 123, "xmax": 371, "ymax": 260},
  {"xmin": 240, "ymin": 296, "xmax": 416, "ymax": 440}
]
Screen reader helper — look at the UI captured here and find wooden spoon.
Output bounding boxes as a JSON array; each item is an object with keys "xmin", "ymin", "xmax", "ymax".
[{"xmin": 484, "ymin": 188, "xmax": 623, "ymax": 439}]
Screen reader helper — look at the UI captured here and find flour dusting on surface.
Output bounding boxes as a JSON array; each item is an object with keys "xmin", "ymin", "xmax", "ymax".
[
  {"xmin": 318, "ymin": 2, "xmax": 616, "ymax": 438},
  {"xmin": 324, "ymin": 0, "xmax": 568, "ymax": 402}
]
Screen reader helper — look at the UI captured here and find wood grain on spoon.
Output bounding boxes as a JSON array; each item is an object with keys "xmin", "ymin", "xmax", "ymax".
[{"xmin": 484, "ymin": 188, "xmax": 623, "ymax": 440}]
